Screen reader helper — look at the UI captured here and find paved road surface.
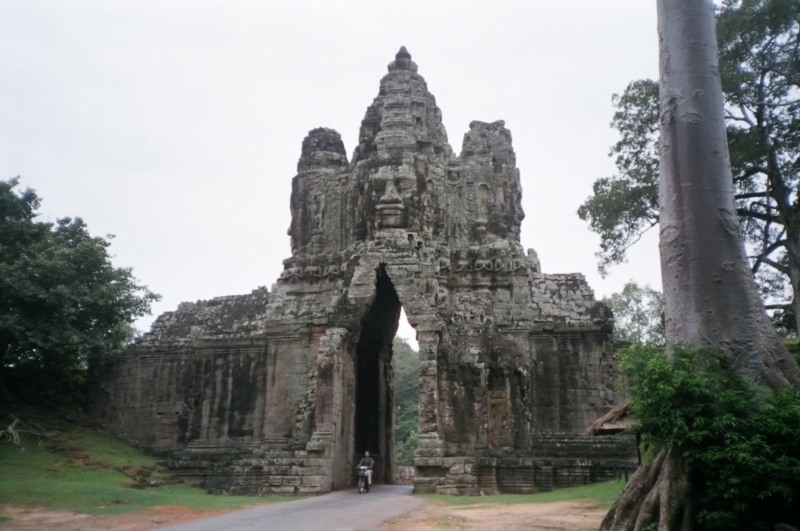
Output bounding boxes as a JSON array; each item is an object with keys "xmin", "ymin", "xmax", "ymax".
[{"xmin": 157, "ymin": 485, "xmax": 423, "ymax": 531}]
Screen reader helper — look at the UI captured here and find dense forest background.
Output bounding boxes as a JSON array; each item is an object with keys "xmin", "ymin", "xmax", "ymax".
[{"xmin": 392, "ymin": 337, "xmax": 419, "ymax": 466}]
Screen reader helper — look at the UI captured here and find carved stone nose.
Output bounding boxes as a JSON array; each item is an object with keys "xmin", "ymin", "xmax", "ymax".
[{"xmin": 380, "ymin": 181, "xmax": 402, "ymax": 203}]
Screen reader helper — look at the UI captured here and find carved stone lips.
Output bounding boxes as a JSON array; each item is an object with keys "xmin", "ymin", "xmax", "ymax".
[{"xmin": 376, "ymin": 203, "xmax": 405, "ymax": 214}]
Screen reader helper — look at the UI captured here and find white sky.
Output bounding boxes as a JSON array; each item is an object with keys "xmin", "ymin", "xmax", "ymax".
[{"xmin": 0, "ymin": 0, "xmax": 663, "ymax": 350}]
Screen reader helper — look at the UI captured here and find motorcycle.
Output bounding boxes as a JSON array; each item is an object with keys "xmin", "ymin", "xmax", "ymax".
[{"xmin": 356, "ymin": 465, "xmax": 371, "ymax": 493}]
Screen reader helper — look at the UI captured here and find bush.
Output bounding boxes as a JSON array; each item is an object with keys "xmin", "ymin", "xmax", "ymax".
[{"xmin": 620, "ymin": 345, "xmax": 800, "ymax": 531}]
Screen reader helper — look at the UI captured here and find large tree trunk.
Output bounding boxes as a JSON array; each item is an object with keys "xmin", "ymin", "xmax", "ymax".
[
  {"xmin": 655, "ymin": 0, "xmax": 800, "ymax": 390},
  {"xmin": 601, "ymin": 1, "xmax": 800, "ymax": 529},
  {"xmin": 601, "ymin": 448, "xmax": 693, "ymax": 531}
]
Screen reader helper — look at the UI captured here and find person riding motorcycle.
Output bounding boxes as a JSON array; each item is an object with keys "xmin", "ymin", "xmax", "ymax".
[{"xmin": 357, "ymin": 451, "xmax": 374, "ymax": 487}]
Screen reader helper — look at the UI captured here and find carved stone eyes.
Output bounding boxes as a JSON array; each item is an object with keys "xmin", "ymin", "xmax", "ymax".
[
  {"xmin": 373, "ymin": 178, "xmax": 416, "ymax": 196},
  {"xmin": 394, "ymin": 179, "xmax": 415, "ymax": 194}
]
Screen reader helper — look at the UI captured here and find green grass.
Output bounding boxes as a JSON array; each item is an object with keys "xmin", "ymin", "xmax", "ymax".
[
  {"xmin": 416, "ymin": 479, "xmax": 625, "ymax": 510},
  {"xmin": 385, "ymin": 513, "xmax": 411, "ymax": 524},
  {"xmin": 0, "ymin": 422, "xmax": 289, "ymax": 517},
  {"xmin": 68, "ymin": 426, "xmax": 158, "ymax": 470}
]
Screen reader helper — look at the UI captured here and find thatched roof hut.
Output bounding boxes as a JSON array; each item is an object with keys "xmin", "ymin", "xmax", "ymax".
[{"xmin": 584, "ymin": 399, "xmax": 631, "ymax": 437}]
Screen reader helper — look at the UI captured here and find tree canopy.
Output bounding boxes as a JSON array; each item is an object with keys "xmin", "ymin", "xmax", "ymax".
[
  {"xmin": 0, "ymin": 178, "xmax": 159, "ymax": 398},
  {"xmin": 603, "ymin": 282, "xmax": 665, "ymax": 347},
  {"xmin": 579, "ymin": 0, "xmax": 800, "ymax": 329}
]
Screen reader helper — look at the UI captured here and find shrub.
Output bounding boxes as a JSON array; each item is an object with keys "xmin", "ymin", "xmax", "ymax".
[{"xmin": 620, "ymin": 345, "xmax": 800, "ymax": 531}]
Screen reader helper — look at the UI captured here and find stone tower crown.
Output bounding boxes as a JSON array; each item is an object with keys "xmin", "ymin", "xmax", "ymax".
[{"xmin": 287, "ymin": 47, "xmax": 525, "ymax": 255}]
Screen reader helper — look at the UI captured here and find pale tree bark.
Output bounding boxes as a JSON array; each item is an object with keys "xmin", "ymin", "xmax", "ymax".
[
  {"xmin": 656, "ymin": 0, "xmax": 800, "ymax": 391},
  {"xmin": 600, "ymin": 1, "xmax": 800, "ymax": 529}
]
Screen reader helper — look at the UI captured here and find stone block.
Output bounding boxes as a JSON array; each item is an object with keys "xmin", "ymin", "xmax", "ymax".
[
  {"xmin": 281, "ymin": 477, "xmax": 301, "ymax": 486},
  {"xmin": 448, "ymin": 464, "xmax": 464, "ymax": 475},
  {"xmin": 414, "ymin": 457, "xmax": 443, "ymax": 467},
  {"xmin": 301, "ymin": 475, "xmax": 329, "ymax": 486},
  {"xmin": 292, "ymin": 466, "xmax": 326, "ymax": 476},
  {"xmin": 297, "ymin": 485, "xmax": 326, "ymax": 494},
  {"xmin": 414, "ymin": 448, "xmax": 445, "ymax": 458},
  {"xmin": 413, "ymin": 477, "xmax": 441, "ymax": 492}
]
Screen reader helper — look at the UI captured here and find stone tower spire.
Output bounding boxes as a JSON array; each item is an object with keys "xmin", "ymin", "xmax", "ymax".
[{"xmin": 353, "ymin": 47, "xmax": 453, "ymax": 163}]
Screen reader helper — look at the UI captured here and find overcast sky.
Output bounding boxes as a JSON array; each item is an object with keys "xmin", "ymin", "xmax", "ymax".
[{"xmin": 0, "ymin": 0, "xmax": 664, "ymax": 348}]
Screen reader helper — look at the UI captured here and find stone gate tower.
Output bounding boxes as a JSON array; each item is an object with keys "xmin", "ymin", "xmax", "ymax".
[{"xmin": 93, "ymin": 48, "xmax": 635, "ymax": 495}]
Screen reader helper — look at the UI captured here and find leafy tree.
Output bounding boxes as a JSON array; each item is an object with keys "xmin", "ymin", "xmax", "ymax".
[
  {"xmin": 579, "ymin": 0, "xmax": 800, "ymax": 330},
  {"xmin": 578, "ymin": 79, "xmax": 661, "ymax": 277},
  {"xmin": 392, "ymin": 337, "xmax": 419, "ymax": 466},
  {"xmin": 773, "ymin": 306, "xmax": 798, "ymax": 336},
  {"xmin": 0, "ymin": 178, "xmax": 159, "ymax": 399},
  {"xmin": 603, "ymin": 282, "xmax": 665, "ymax": 347},
  {"xmin": 618, "ymin": 345, "xmax": 800, "ymax": 531}
]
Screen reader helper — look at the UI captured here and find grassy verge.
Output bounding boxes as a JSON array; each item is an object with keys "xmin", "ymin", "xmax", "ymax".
[
  {"xmin": 416, "ymin": 479, "xmax": 625, "ymax": 509},
  {"xmin": 384, "ymin": 513, "xmax": 412, "ymax": 525},
  {"xmin": 0, "ymin": 412, "xmax": 288, "ymax": 519}
]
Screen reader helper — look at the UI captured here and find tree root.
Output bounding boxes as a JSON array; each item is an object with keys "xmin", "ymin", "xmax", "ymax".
[
  {"xmin": 600, "ymin": 447, "xmax": 693, "ymax": 531},
  {"xmin": 0, "ymin": 416, "xmax": 21, "ymax": 447},
  {"xmin": 0, "ymin": 414, "xmax": 49, "ymax": 450}
]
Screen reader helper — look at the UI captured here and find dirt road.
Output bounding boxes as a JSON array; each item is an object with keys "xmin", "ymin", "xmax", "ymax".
[{"xmin": 381, "ymin": 499, "xmax": 607, "ymax": 531}]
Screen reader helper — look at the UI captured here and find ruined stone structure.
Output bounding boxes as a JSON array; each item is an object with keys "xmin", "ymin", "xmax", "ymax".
[{"xmin": 93, "ymin": 48, "xmax": 636, "ymax": 496}]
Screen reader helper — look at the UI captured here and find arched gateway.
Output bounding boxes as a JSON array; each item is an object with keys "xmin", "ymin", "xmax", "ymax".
[{"xmin": 93, "ymin": 47, "xmax": 636, "ymax": 495}]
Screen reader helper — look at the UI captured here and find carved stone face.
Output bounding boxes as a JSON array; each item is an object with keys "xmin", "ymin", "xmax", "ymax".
[{"xmin": 370, "ymin": 165, "xmax": 419, "ymax": 229}]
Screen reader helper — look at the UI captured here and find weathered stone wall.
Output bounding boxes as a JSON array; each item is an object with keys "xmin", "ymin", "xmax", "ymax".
[
  {"xmin": 415, "ymin": 434, "xmax": 638, "ymax": 496},
  {"xmin": 91, "ymin": 47, "xmax": 636, "ymax": 496},
  {"xmin": 396, "ymin": 466, "xmax": 415, "ymax": 486}
]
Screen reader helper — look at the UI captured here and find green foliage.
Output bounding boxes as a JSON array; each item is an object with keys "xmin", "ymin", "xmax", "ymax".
[
  {"xmin": 772, "ymin": 307, "xmax": 797, "ymax": 337},
  {"xmin": 417, "ymin": 479, "xmax": 625, "ymax": 509},
  {"xmin": 577, "ymin": 79, "xmax": 660, "ymax": 276},
  {"xmin": 392, "ymin": 337, "xmax": 419, "ymax": 466},
  {"xmin": 603, "ymin": 281, "xmax": 665, "ymax": 347},
  {"xmin": 578, "ymin": 0, "xmax": 800, "ymax": 310},
  {"xmin": 784, "ymin": 339, "xmax": 800, "ymax": 366},
  {"xmin": 620, "ymin": 345, "xmax": 800, "ymax": 530},
  {"xmin": 0, "ymin": 178, "xmax": 159, "ymax": 398}
]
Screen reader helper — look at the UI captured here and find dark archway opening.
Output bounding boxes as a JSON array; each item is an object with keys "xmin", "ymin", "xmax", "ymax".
[{"xmin": 354, "ymin": 265, "xmax": 401, "ymax": 485}]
